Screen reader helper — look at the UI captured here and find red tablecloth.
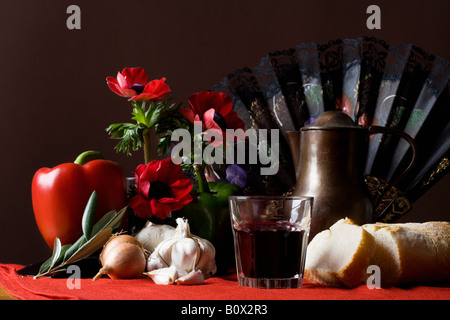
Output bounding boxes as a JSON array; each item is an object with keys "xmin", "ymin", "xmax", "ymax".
[{"xmin": 1, "ymin": 264, "xmax": 449, "ymax": 300}]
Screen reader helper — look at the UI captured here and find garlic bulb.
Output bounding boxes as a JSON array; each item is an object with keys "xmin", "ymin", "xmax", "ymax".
[
  {"xmin": 145, "ymin": 218, "xmax": 217, "ymax": 285},
  {"xmin": 134, "ymin": 221, "xmax": 176, "ymax": 253}
]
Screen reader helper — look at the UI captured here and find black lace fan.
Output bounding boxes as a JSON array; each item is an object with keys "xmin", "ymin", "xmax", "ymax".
[{"xmin": 211, "ymin": 37, "xmax": 450, "ymax": 222}]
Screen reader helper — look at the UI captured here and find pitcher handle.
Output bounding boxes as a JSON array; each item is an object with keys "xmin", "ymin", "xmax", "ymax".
[{"xmin": 368, "ymin": 126, "xmax": 418, "ymax": 187}]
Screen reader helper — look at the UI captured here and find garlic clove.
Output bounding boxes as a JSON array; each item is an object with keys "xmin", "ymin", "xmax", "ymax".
[
  {"xmin": 175, "ymin": 270, "xmax": 205, "ymax": 285},
  {"xmin": 200, "ymin": 259, "xmax": 217, "ymax": 280},
  {"xmin": 151, "ymin": 237, "xmax": 177, "ymax": 267},
  {"xmin": 146, "ymin": 266, "xmax": 178, "ymax": 285},
  {"xmin": 134, "ymin": 221, "xmax": 176, "ymax": 253},
  {"xmin": 192, "ymin": 235, "xmax": 215, "ymax": 272},
  {"xmin": 170, "ymin": 238, "xmax": 200, "ymax": 276},
  {"xmin": 147, "ymin": 251, "xmax": 168, "ymax": 272}
]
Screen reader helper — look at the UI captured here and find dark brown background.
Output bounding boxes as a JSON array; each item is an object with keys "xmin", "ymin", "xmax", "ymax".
[{"xmin": 1, "ymin": 0, "xmax": 449, "ymax": 265}]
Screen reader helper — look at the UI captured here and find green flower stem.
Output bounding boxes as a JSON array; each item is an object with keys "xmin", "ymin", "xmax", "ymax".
[
  {"xmin": 193, "ymin": 164, "xmax": 210, "ymax": 193},
  {"xmin": 143, "ymin": 128, "xmax": 152, "ymax": 164}
]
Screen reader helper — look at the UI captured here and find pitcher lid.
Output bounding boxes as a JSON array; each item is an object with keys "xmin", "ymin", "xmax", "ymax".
[{"xmin": 301, "ymin": 111, "xmax": 364, "ymax": 131}]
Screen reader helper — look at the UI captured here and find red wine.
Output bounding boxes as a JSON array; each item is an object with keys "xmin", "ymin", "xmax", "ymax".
[{"xmin": 234, "ymin": 222, "xmax": 308, "ymax": 279}]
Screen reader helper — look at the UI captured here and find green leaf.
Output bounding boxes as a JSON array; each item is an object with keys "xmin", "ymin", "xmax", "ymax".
[
  {"xmin": 105, "ymin": 206, "xmax": 128, "ymax": 231},
  {"xmin": 91, "ymin": 210, "xmax": 117, "ymax": 234},
  {"xmin": 64, "ymin": 207, "xmax": 127, "ymax": 265},
  {"xmin": 106, "ymin": 122, "xmax": 145, "ymax": 156},
  {"xmin": 82, "ymin": 191, "xmax": 98, "ymax": 240},
  {"xmin": 54, "ymin": 244, "xmax": 73, "ymax": 268},
  {"xmin": 34, "ymin": 206, "xmax": 128, "ymax": 278},
  {"xmin": 37, "ymin": 237, "xmax": 63, "ymax": 276},
  {"xmin": 63, "ymin": 235, "xmax": 86, "ymax": 261},
  {"xmin": 35, "ymin": 192, "xmax": 128, "ymax": 278},
  {"xmin": 64, "ymin": 228, "xmax": 113, "ymax": 265},
  {"xmin": 37, "ymin": 256, "xmax": 52, "ymax": 275},
  {"xmin": 108, "ymin": 100, "xmax": 186, "ymax": 157},
  {"xmin": 132, "ymin": 104, "xmax": 148, "ymax": 126},
  {"xmin": 48, "ymin": 238, "xmax": 62, "ymax": 271},
  {"xmin": 147, "ymin": 107, "xmax": 162, "ymax": 128},
  {"xmin": 154, "ymin": 104, "xmax": 191, "ymax": 157}
]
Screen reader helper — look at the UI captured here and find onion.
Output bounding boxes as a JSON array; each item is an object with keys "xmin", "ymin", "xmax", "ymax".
[
  {"xmin": 93, "ymin": 235, "xmax": 146, "ymax": 280},
  {"xmin": 99, "ymin": 234, "xmax": 144, "ymax": 264}
]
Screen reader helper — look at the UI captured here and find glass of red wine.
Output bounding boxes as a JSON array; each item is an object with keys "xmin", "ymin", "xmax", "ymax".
[{"xmin": 229, "ymin": 196, "xmax": 313, "ymax": 289}]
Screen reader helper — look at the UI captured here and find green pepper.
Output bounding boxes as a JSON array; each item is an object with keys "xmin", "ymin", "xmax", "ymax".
[
  {"xmin": 198, "ymin": 182, "xmax": 241, "ymax": 209},
  {"xmin": 174, "ymin": 182, "xmax": 240, "ymax": 239}
]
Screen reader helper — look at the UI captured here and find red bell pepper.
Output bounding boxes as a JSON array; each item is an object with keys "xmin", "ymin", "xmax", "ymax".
[{"xmin": 32, "ymin": 151, "xmax": 127, "ymax": 249}]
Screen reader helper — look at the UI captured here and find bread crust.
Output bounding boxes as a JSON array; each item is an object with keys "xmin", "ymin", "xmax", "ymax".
[
  {"xmin": 305, "ymin": 219, "xmax": 450, "ymax": 288},
  {"xmin": 305, "ymin": 218, "xmax": 375, "ymax": 288}
]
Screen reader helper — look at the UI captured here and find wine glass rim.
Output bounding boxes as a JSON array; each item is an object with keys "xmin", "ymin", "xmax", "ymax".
[{"xmin": 229, "ymin": 195, "xmax": 313, "ymax": 201}]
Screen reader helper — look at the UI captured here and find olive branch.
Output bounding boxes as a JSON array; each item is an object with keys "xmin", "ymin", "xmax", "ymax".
[{"xmin": 34, "ymin": 191, "xmax": 127, "ymax": 279}]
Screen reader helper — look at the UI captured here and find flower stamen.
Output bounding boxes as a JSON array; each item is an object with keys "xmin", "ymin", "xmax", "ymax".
[
  {"xmin": 148, "ymin": 180, "xmax": 172, "ymax": 200},
  {"xmin": 130, "ymin": 83, "xmax": 145, "ymax": 95},
  {"xmin": 213, "ymin": 111, "xmax": 227, "ymax": 132}
]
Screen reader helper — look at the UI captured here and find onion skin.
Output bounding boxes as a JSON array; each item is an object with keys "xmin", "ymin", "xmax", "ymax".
[
  {"xmin": 93, "ymin": 237, "xmax": 146, "ymax": 280},
  {"xmin": 99, "ymin": 234, "xmax": 144, "ymax": 265}
]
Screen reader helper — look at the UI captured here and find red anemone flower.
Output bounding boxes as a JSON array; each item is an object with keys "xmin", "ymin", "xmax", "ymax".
[
  {"xmin": 180, "ymin": 91, "xmax": 245, "ymax": 145},
  {"xmin": 129, "ymin": 159, "xmax": 193, "ymax": 219},
  {"xmin": 107, "ymin": 67, "xmax": 171, "ymax": 101}
]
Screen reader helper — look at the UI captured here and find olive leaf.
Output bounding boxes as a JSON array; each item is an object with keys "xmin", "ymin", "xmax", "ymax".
[
  {"xmin": 63, "ymin": 234, "xmax": 87, "ymax": 261},
  {"xmin": 64, "ymin": 228, "xmax": 113, "ymax": 265},
  {"xmin": 37, "ymin": 238, "xmax": 62, "ymax": 275},
  {"xmin": 82, "ymin": 191, "xmax": 98, "ymax": 240},
  {"xmin": 34, "ymin": 191, "xmax": 127, "ymax": 279}
]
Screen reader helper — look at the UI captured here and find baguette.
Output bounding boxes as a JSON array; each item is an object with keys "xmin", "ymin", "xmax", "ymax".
[
  {"xmin": 304, "ymin": 219, "xmax": 450, "ymax": 288},
  {"xmin": 304, "ymin": 218, "xmax": 375, "ymax": 288},
  {"xmin": 395, "ymin": 222, "xmax": 450, "ymax": 281},
  {"xmin": 363, "ymin": 223, "xmax": 438, "ymax": 287}
]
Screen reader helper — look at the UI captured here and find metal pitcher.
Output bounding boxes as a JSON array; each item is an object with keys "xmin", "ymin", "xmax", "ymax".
[{"xmin": 286, "ymin": 111, "xmax": 417, "ymax": 239}]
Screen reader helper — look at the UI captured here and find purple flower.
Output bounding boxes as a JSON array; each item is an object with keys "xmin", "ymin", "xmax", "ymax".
[
  {"xmin": 304, "ymin": 117, "xmax": 316, "ymax": 126},
  {"xmin": 226, "ymin": 164, "xmax": 247, "ymax": 188}
]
